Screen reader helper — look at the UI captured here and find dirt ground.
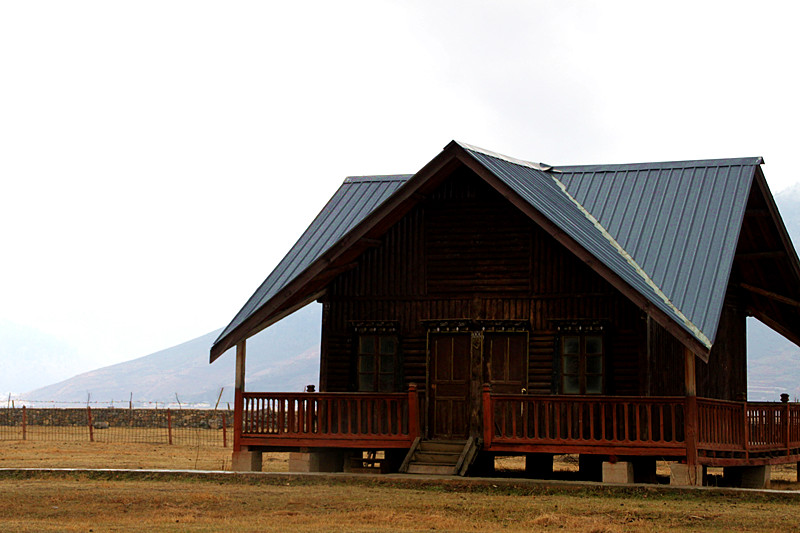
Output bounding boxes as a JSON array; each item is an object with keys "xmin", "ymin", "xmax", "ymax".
[{"xmin": 2, "ymin": 439, "xmax": 797, "ymax": 489}]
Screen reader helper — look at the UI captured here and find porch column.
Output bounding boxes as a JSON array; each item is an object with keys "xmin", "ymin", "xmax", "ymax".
[
  {"xmin": 679, "ymin": 347, "xmax": 701, "ymax": 486},
  {"xmin": 234, "ymin": 340, "xmax": 246, "ymax": 452},
  {"xmin": 231, "ymin": 339, "xmax": 262, "ymax": 472}
]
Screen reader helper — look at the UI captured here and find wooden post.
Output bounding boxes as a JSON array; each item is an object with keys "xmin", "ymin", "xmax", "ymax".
[
  {"xmin": 222, "ymin": 413, "xmax": 228, "ymax": 448},
  {"xmin": 684, "ymin": 348, "xmax": 699, "ymax": 485},
  {"xmin": 782, "ymin": 394, "xmax": 790, "ymax": 455},
  {"xmin": 167, "ymin": 408, "xmax": 173, "ymax": 445},
  {"xmin": 407, "ymin": 384, "xmax": 419, "ymax": 438},
  {"xmin": 233, "ymin": 340, "xmax": 246, "ymax": 452},
  {"xmin": 21, "ymin": 405, "xmax": 27, "ymax": 441},
  {"xmin": 87, "ymin": 406, "xmax": 94, "ymax": 442},
  {"xmin": 482, "ymin": 383, "xmax": 493, "ymax": 449}
]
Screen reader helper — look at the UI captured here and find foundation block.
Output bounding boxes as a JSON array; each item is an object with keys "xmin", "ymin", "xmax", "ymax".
[
  {"xmin": 669, "ymin": 463, "xmax": 703, "ymax": 486},
  {"xmin": 288, "ymin": 451, "xmax": 345, "ymax": 473},
  {"xmin": 231, "ymin": 450, "xmax": 262, "ymax": 472},
  {"xmin": 723, "ymin": 465, "xmax": 771, "ymax": 489},
  {"xmin": 602, "ymin": 461, "xmax": 634, "ymax": 484}
]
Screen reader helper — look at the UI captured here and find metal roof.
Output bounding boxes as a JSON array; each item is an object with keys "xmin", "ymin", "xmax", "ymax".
[
  {"xmin": 212, "ymin": 142, "xmax": 765, "ymax": 358},
  {"xmin": 461, "ymin": 144, "xmax": 760, "ymax": 347},
  {"xmin": 214, "ymin": 175, "xmax": 412, "ymax": 346}
]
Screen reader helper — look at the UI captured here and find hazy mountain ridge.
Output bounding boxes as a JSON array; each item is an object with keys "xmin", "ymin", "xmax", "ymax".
[{"xmin": 19, "ymin": 304, "xmax": 321, "ymax": 406}]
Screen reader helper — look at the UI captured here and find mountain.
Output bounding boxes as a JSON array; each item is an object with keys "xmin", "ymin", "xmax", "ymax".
[{"xmin": 21, "ymin": 304, "xmax": 321, "ymax": 407}]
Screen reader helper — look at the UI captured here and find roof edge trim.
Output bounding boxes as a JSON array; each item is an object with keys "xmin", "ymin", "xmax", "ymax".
[{"xmin": 549, "ymin": 173, "xmax": 713, "ymax": 349}]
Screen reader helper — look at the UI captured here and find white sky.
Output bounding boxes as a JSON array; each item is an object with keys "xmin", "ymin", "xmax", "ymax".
[{"xmin": 2, "ymin": 1, "xmax": 800, "ymax": 387}]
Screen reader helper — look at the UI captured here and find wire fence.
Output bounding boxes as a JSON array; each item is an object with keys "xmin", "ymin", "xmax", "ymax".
[{"xmin": 0, "ymin": 407, "xmax": 232, "ymax": 447}]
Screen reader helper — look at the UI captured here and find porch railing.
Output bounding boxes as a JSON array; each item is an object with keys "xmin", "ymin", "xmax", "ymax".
[
  {"xmin": 483, "ymin": 390, "xmax": 686, "ymax": 454},
  {"xmin": 239, "ymin": 386, "xmax": 421, "ymax": 447},
  {"xmin": 698, "ymin": 398, "xmax": 800, "ymax": 458}
]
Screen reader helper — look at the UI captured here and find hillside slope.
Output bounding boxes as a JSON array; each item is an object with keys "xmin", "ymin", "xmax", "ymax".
[{"xmin": 22, "ymin": 304, "xmax": 321, "ymax": 406}]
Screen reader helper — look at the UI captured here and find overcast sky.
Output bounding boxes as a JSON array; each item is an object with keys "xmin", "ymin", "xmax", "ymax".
[{"xmin": 2, "ymin": 1, "xmax": 800, "ymax": 391}]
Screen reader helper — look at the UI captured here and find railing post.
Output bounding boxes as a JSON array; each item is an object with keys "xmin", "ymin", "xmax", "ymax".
[
  {"xmin": 742, "ymin": 400, "xmax": 750, "ymax": 460},
  {"xmin": 407, "ymin": 384, "xmax": 419, "ymax": 438},
  {"xmin": 482, "ymin": 383, "xmax": 493, "ymax": 449},
  {"xmin": 782, "ymin": 393, "xmax": 791, "ymax": 455},
  {"xmin": 21, "ymin": 405, "xmax": 27, "ymax": 441},
  {"xmin": 87, "ymin": 406, "xmax": 94, "ymax": 442}
]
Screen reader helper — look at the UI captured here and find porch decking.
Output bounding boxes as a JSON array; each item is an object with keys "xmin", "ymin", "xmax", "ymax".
[{"xmin": 237, "ymin": 388, "xmax": 800, "ymax": 468}]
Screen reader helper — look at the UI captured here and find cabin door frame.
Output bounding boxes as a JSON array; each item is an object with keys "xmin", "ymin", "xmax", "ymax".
[{"xmin": 425, "ymin": 321, "xmax": 529, "ymax": 441}]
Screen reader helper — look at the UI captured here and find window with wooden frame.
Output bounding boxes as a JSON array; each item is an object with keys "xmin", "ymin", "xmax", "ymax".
[
  {"xmin": 353, "ymin": 322, "xmax": 399, "ymax": 393},
  {"xmin": 557, "ymin": 323, "xmax": 604, "ymax": 395}
]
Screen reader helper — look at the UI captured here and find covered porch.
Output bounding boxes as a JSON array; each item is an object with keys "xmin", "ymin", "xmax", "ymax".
[{"xmin": 233, "ymin": 386, "xmax": 800, "ymax": 485}]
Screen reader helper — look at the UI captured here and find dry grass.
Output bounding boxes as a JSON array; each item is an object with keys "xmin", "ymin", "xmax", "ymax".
[
  {"xmin": 0, "ymin": 439, "xmax": 289, "ymax": 472},
  {"xmin": 2, "ymin": 439, "xmax": 799, "ymax": 531},
  {"xmin": 1, "ymin": 476, "xmax": 800, "ymax": 532}
]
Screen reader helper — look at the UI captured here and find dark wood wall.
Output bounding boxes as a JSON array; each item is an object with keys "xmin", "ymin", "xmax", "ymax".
[
  {"xmin": 319, "ymin": 167, "xmax": 648, "ymax": 395},
  {"xmin": 645, "ymin": 289, "xmax": 747, "ymax": 400}
]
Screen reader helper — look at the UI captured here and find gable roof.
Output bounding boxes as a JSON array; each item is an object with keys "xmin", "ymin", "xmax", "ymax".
[{"xmin": 211, "ymin": 142, "xmax": 797, "ymax": 362}]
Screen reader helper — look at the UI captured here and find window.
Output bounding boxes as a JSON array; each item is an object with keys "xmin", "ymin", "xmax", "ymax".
[
  {"xmin": 559, "ymin": 326, "xmax": 604, "ymax": 395},
  {"xmin": 356, "ymin": 334, "xmax": 399, "ymax": 392}
]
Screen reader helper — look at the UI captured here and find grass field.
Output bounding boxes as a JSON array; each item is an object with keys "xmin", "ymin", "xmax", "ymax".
[{"xmin": 2, "ymin": 439, "xmax": 799, "ymax": 532}]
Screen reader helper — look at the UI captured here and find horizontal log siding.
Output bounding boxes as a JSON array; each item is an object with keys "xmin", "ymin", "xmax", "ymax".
[{"xmin": 321, "ymin": 170, "xmax": 645, "ymax": 395}]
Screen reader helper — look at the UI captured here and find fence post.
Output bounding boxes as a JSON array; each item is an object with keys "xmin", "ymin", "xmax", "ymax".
[
  {"xmin": 21, "ymin": 405, "xmax": 27, "ymax": 441},
  {"xmin": 167, "ymin": 408, "xmax": 173, "ymax": 445},
  {"xmin": 87, "ymin": 406, "xmax": 94, "ymax": 442},
  {"xmin": 222, "ymin": 414, "xmax": 227, "ymax": 448}
]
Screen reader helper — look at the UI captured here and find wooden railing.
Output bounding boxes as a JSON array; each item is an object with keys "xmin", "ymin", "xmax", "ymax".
[
  {"xmin": 698, "ymin": 398, "xmax": 800, "ymax": 458},
  {"xmin": 239, "ymin": 386, "xmax": 421, "ymax": 448},
  {"xmin": 483, "ymin": 390, "xmax": 686, "ymax": 455}
]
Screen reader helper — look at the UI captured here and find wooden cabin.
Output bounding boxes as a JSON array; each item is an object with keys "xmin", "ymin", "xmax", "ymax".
[{"xmin": 210, "ymin": 141, "xmax": 800, "ymax": 486}]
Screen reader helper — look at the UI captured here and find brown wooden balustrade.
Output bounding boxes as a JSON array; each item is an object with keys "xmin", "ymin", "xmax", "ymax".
[
  {"xmin": 483, "ymin": 390, "xmax": 687, "ymax": 456},
  {"xmin": 238, "ymin": 386, "xmax": 421, "ymax": 448},
  {"xmin": 697, "ymin": 398, "xmax": 800, "ymax": 463}
]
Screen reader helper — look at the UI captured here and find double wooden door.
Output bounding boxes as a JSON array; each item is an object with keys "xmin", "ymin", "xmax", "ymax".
[{"xmin": 429, "ymin": 332, "xmax": 527, "ymax": 439}]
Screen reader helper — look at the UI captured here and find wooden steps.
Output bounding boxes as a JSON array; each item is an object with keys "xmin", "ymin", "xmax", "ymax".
[{"xmin": 400, "ymin": 437, "xmax": 479, "ymax": 476}]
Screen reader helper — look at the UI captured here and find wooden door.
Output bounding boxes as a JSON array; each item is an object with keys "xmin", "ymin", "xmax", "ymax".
[
  {"xmin": 484, "ymin": 333, "xmax": 527, "ymax": 394},
  {"xmin": 429, "ymin": 333, "xmax": 471, "ymax": 439}
]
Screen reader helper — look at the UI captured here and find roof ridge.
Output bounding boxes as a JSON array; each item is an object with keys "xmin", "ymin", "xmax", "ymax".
[
  {"xmin": 456, "ymin": 141, "xmax": 557, "ymax": 172},
  {"xmin": 344, "ymin": 174, "xmax": 413, "ymax": 183}
]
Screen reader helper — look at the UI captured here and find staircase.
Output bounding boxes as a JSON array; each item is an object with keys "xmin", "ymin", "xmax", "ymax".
[{"xmin": 399, "ymin": 437, "xmax": 479, "ymax": 476}]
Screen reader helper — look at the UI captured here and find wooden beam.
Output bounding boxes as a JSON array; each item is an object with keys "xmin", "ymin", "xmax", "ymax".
[
  {"xmin": 735, "ymin": 251, "xmax": 786, "ymax": 260},
  {"xmin": 740, "ymin": 283, "xmax": 800, "ymax": 309}
]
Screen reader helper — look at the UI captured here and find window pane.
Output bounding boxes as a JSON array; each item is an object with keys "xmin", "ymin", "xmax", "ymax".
[
  {"xmin": 359, "ymin": 336, "xmax": 376, "ymax": 354},
  {"xmin": 359, "ymin": 354, "xmax": 374, "ymax": 373},
  {"xmin": 586, "ymin": 355, "xmax": 603, "ymax": 374},
  {"xmin": 586, "ymin": 375, "xmax": 603, "ymax": 394},
  {"xmin": 563, "ymin": 375, "xmax": 580, "ymax": 394},
  {"xmin": 359, "ymin": 374, "xmax": 375, "ymax": 392},
  {"xmin": 562, "ymin": 336, "xmax": 579, "ymax": 355},
  {"xmin": 586, "ymin": 335, "xmax": 603, "ymax": 354},
  {"xmin": 378, "ymin": 374, "xmax": 394, "ymax": 392},
  {"xmin": 380, "ymin": 354, "xmax": 394, "ymax": 373},
  {"xmin": 562, "ymin": 355, "xmax": 579, "ymax": 374},
  {"xmin": 379, "ymin": 336, "xmax": 397, "ymax": 355}
]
